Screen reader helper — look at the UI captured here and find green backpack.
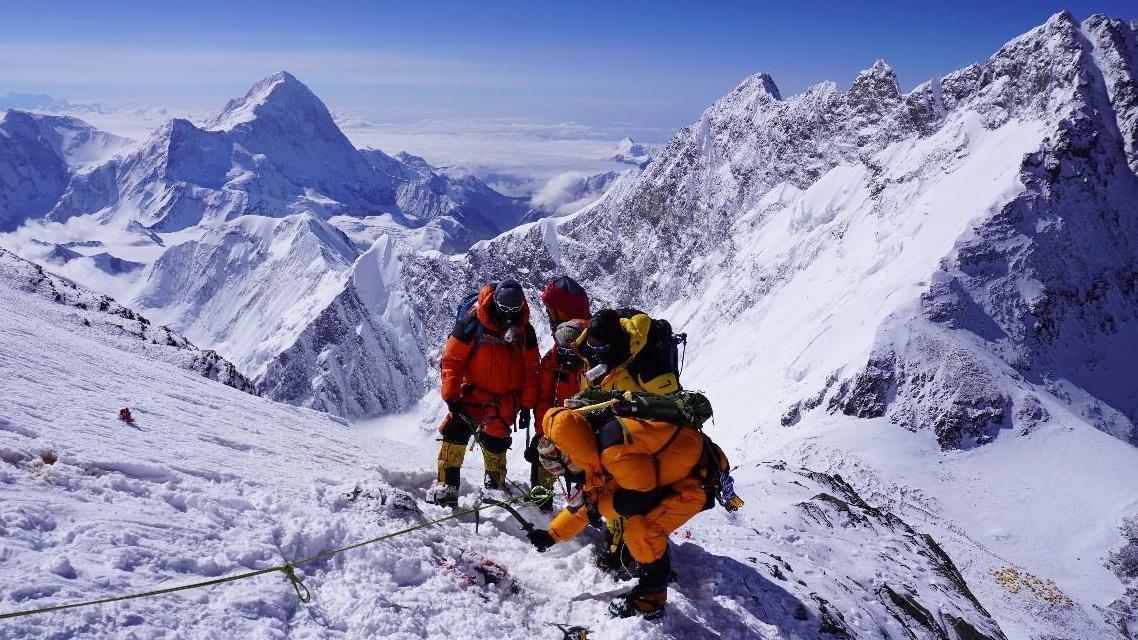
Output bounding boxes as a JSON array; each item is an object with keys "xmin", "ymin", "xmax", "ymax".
[{"xmin": 564, "ymin": 389, "xmax": 714, "ymax": 428}]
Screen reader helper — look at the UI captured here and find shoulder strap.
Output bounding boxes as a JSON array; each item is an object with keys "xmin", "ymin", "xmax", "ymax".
[
  {"xmin": 648, "ymin": 424, "xmax": 686, "ymax": 487},
  {"xmin": 468, "ymin": 323, "xmax": 486, "ymax": 359}
]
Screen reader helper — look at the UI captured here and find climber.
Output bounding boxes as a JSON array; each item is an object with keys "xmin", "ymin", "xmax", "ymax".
[
  {"xmin": 527, "ymin": 276, "xmax": 591, "ymax": 508},
  {"xmin": 525, "ymin": 407, "xmax": 733, "ymax": 620},
  {"xmin": 526, "ymin": 318, "xmax": 587, "ymax": 511},
  {"xmin": 575, "ymin": 308, "xmax": 682, "ymax": 395},
  {"xmin": 570, "ymin": 307, "xmax": 685, "ymax": 572},
  {"xmin": 425, "ymin": 280, "xmax": 540, "ymax": 506}
]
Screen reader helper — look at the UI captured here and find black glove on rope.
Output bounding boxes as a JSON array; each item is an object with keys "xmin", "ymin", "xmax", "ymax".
[
  {"xmin": 516, "ymin": 408, "xmax": 532, "ymax": 433},
  {"xmin": 446, "ymin": 400, "xmax": 463, "ymax": 416},
  {"xmin": 527, "ymin": 529, "xmax": 555, "ymax": 552}
]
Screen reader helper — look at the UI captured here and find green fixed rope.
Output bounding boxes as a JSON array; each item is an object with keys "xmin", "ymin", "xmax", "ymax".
[{"xmin": 0, "ymin": 487, "xmax": 551, "ymax": 621}]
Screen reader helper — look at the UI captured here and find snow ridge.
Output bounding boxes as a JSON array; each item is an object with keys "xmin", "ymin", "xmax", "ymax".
[{"xmin": 0, "ymin": 247, "xmax": 254, "ymax": 392}]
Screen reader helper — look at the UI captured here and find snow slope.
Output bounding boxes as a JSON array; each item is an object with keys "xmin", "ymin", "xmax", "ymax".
[
  {"xmin": 0, "ymin": 258, "xmax": 1005, "ymax": 639},
  {"xmin": 132, "ymin": 214, "xmax": 360, "ymax": 380},
  {"xmin": 0, "ymin": 248, "xmax": 253, "ymax": 394}
]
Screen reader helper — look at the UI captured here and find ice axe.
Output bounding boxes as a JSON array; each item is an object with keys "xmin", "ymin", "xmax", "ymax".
[
  {"xmin": 544, "ymin": 622, "xmax": 590, "ymax": 639},
  {"xmin": 474, "ymin": 487, "xmax": 550, "ymax": 533},
  {"xmin": 481, "ymin": 497, "xmax": 536, "ymax": 533}
]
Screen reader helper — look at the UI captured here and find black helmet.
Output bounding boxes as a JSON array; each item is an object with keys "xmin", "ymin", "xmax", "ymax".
[
  {"xmin": 494, "ymin": 280, "xmax": 526, "ymax": 327},
  {"xmin": 584, "ymin": 309, "xmax": 630, "ymax": 366}
]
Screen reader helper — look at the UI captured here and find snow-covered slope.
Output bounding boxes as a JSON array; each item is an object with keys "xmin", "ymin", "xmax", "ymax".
[
  {"xmin": 258, "ymin": 235, "xmax": 429, "ymax": 417},
  {"xmin": 0, "ymin": 248, "xmax": 253, "ymax": 393},
  {"xmin": 0, "ymin": 266, "xmax": 1007, "ymax": 639},
  {"xmin": 132, "ymin": 214, "xmax": 360, "ymax": 380},
  {"xmin": 130, "ymin": 214, "xmax": 428, "ymax": 417},
  {"xmin": 0, "ymin": 111, "xmax": 132, "ymax": 231}
]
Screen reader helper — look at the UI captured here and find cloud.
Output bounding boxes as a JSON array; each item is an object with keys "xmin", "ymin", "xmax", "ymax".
[
  {"xmin": 530, "ymin": 170, "xmax": 617, "ymax": 214},
  {"xmin": 337, "ymin": 116, "xmax": 668, "ymax": 188}
]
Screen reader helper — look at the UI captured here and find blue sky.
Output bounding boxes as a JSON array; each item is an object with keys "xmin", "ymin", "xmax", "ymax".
[{"xmin": 2, "ymin": 1, "xmax": 1134, "ymax": 142}]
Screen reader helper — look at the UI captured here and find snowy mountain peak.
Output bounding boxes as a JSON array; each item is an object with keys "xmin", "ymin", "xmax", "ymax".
[
  {"xmin": 205, "ymin": 70, "xmax": 332, "ymax": 132},
  {"xmin": 611, "ymin": 137, "xmax": 658, "ymax": 166},
  {"xmin": 733, "ymin": 72, "xmax": 783, "ymax": 101},
  {"xmin": 848, "ymin": 59, "xmax": 901, "ymax": 104},
  {"xmin": 393, "ymin": 150, "xmax": 435, "ymax": 175}
]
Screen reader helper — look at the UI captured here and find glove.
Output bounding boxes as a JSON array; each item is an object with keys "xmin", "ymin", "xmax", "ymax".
[
  {"xmin": 587, "ymin": 506, "xmax": 604, "ymax": 529},
  {"xmin": 523, "ymin": 433, "xmax": 541, "ymax": 465},
  {"xmin": 527, "ymin": 529, "xmax": 555, "ymax": 552},
  {"xmin": 446, "ymin": 399, "xmax": 463, "ymax": 415},
  {"xmin": 516, "ymin": 408, "xmax": 532, "ymax": 433}
]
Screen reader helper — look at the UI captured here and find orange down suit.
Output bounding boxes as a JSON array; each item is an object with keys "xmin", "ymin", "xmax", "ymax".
[
  {"xmin": 543, "ymin": 408, "xmax": 721, "ymax": 563},
  {"xmin": 534, "ymin": 349, "xmax": 583, "ymax": 434},
  {"xmin": 439, "ymin": 285, "xmax": 540, "ymax": 438}
]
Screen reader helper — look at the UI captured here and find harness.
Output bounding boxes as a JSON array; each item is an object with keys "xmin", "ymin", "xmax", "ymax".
[{"xmin": 453, "ymin": 311, "xmax": 530, "ymax": 436}]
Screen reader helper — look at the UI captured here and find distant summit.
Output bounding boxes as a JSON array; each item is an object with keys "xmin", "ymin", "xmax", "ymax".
[
  {"xmin": 205, "ymin": 71, "xmax": 333, "ymax": 132},
  {"xmin": 0, "ymin": 92, "xmax": 108, "ymax": 113},
  {"xmin": 7, "ymin": 71, "xmax": 542, "ymax": 248},
  {"xmin": 611, "ymin": 137, "xmax": 657, "ymax": 166}
]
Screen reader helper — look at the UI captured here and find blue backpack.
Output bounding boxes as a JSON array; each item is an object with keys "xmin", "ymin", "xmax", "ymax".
[{"xmin": 454, "ymin": 292, "xmax": 488, "ymax": 358}]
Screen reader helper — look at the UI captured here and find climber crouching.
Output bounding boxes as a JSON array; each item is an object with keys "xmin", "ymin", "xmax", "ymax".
[{"xmin": 524, "ymin": 401, "xmax": 740, "ymax": 620}]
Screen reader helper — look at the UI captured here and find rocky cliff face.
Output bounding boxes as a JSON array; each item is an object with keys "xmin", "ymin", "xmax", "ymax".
[{"xmin": 830, "ymin": 13, "xmax": 1138, "ymax": 448}]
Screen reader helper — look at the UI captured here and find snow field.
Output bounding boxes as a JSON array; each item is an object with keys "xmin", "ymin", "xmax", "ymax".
[{"xmin": 2, "ymin": 268, "xmax": 1013, "ymax": 639}]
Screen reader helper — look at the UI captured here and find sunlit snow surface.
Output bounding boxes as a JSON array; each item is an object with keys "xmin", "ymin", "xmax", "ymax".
[
  {"xmin": 2, "ymin": 10, "xmax": 1138, "ymax": 640},
  {"xmin": 2, "ymin": 252, "xmax": 1014, "ymax": 639}
]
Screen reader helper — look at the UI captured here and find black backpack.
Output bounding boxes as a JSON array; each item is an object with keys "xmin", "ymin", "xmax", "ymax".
[{"xmin": 627, "ymin": 317, "xmax": 688, "ymax": 387}]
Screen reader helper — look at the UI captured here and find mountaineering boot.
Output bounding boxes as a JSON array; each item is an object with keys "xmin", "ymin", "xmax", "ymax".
[
  {"xmin": 608, "ymin": 590, "xmax": 666, "ymax": 620},
  {"xmin": 426, "ymin": 440, "xmax": 466, "ymax": 506},
  {"xmin": 482, "ymin": 449, "xmax": 508, "ymax": 491},
  {"xmin": 425, "ymin": 482, "xmax": 458, "ymax": 507},
  {"xmin": 609, "ymin": 548, "xmax": 671, "ymax": 619}
]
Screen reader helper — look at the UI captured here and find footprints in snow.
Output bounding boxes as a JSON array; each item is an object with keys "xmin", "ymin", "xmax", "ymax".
[{"xmin": 0, "ymin": 416, "xmax": 39, "ymax": 439}]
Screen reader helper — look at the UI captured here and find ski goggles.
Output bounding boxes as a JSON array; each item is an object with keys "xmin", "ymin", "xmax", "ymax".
[
  {"xmin": 537, "ymin": 436, "xmax": 580, "ymax": 476},
  {"xmin": 496, "ymin": 300, "xmax": 524, "ymax": 316},
  {"xmin": 584, "ymin": 339, "xmax": 611, "ymax": 355}
]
